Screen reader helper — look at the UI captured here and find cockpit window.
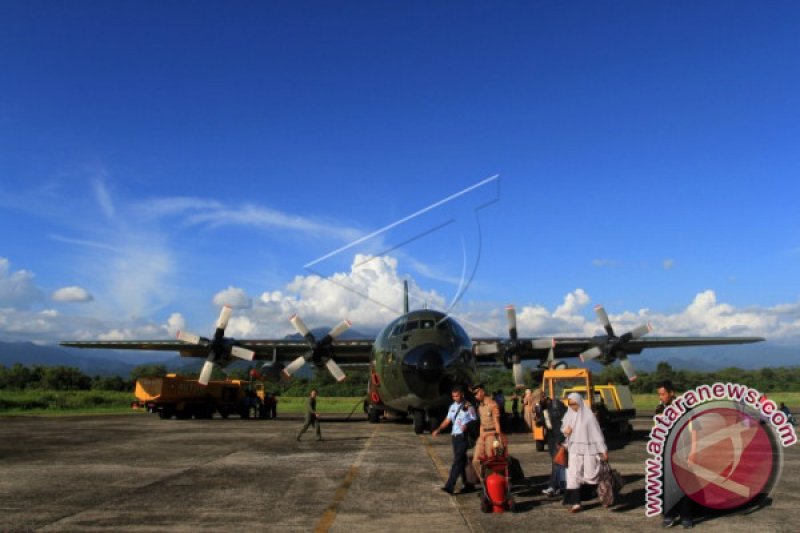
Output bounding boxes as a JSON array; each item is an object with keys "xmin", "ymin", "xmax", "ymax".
[
  {"xmin": 390, "ymin": 319, "xmax": 406, "ymax": 337},
  {"xmin": 404, "ymin": 321, "xmax": 419, "ymax": 333},
  {"xmin": 436, "ymin": 317, "xmax": 470, "ymax": 345}
]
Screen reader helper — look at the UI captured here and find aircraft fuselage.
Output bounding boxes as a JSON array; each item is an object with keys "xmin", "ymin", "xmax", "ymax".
[{"xmin": 368, "ymin": 309, "xmax": 478, "ymax": 416}]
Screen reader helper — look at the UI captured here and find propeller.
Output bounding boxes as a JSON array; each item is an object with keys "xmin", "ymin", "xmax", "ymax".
[
  {"xmin": 176, "ymin": 305, "xmax": 255, "ymax": 386},
  {"xmin": 282, "ymin": 314, "xmax": 351, "ymax": 382},
  {"xmin": 579, "ymin": 304, "xmax": 652, "ymax": 382},
  {"xmin": 476, "ymin": 305, "xmax": 553, "ymax": 389}
]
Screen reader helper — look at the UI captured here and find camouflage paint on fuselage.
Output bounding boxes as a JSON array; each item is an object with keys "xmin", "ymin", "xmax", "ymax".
[{"xmin": 370, "ymin": 310, "xmax": 478, "ymax": 415}]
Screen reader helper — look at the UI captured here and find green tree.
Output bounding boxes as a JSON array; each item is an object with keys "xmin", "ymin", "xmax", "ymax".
[
  {"xmin": 41, "ymin": 366, "xmax": 92, "ymax": 390},
  {"xmin": 130, "ymin": 364, "xmax": 168, "ymax": 382}
]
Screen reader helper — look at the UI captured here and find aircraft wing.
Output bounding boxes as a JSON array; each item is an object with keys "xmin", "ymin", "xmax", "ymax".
[
  {"xmin": 546, "ymin": 336, "xmax": 766, "ymax": 356},
  {"xmin": 470, "ymin": 335, "xmax": 766, "ymax": 363},
  {"xmin": 59, "ymin": 339, "xmax": 375, "ymax": 365}
]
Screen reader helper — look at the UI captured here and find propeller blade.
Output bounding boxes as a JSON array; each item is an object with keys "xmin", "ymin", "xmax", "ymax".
[
  {"xmin": 216, "ymin": 305, "xmax": 233, "ymax": 330},
  {"xmin": 619, "ymin": 355, "xmax": 637, "ymax": 382},
  {"xmin": 505, "ymin": 305, "xmax": 518, "ymax": 341},
  {"xmin": 325, "ymin": 358, "xmax": 347, "ymax": 382},
  {"xmin": 474, "ymin": 343, "xmax": 499, "ymax": 355},
  {"xmin": 176, "ymin": 331, "xmax": 201, "ymax": 345},
  {"xmin": 231, "ymin": 346, "xmax": 255, "ymax": 361},
  {"xmin": 328, "ymin": 319, "xmax": 352, "ymax": 339},
  {"xmin": 289, "ymin": 314, "xmax": 315, "ymax": 343},
  {"xmin": 594, "ymin": 305, "xmax": 615, "ymax": 337},
  {"xmin": 199, "ymin": 360, "xmax": 215, "ymax": 386},
  {"xmin": 282, "ymin": 355, "xmax": 307, "ymax": 378},
  {"xmin": 629, "ymin": 323, "xmax": 653, "ymax": 339},
  {"xmin": 512, "ymin": 363, "xmax": 525, "ymax": 389},
  {"xmin": 580, "ymin": 346, "xmax": 603, "ymax": 362},
  {"xmin": 531, "ymin": 338, "xmax": 554, "ymax": 350}
]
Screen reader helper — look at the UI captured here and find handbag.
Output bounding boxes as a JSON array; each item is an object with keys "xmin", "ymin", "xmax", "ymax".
[
  {"xmin": 553, "ymin": 444, "xmax": 568, "ymax": 467},
  {"xmin": 597, "ymin": 459, "xmax": 624, "ymax": 507}
]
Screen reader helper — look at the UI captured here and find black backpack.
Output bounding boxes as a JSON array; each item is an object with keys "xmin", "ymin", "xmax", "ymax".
[{"xmin": 464, "ymin": 419, "xmax": 481, "ymax": 448}]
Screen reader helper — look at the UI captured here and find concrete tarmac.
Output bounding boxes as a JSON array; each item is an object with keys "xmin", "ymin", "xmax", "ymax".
[{"xmin": 1, "ymin": 414, "xmax": 798, "ymax": 532}]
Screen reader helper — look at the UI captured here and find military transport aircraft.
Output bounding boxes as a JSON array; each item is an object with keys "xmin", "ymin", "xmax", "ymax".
[{"xmin": 61, "ymin": 282, "xmax": 764, "ymax": 434}]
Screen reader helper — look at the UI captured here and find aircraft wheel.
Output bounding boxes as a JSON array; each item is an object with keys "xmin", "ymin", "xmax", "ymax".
[
  {"xmin": 368, "ymin": 407, "xmax": 381, "ymax": 424},
  {"xmin": 428, "ymin": 415, "xmax": 441, "ymax": 433},
  {"xmin": 175, "ymin": 410, "xmax": 191, "ymax": 420},
  {"xmin": 158, "ymin": 408, "xmax": 173, "ymax": 420},
  {"xmin": 413, "ymin": 410, "xmax": 426, "ymax": 434},
  {"xmin": 535, "ymin": 440, "xmax": 546, "ymax": 452}
]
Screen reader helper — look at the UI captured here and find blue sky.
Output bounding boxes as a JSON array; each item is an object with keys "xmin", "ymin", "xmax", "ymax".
[{"xmin": 1, "ymin": 1, "xmax": 798, "ymax": 346}]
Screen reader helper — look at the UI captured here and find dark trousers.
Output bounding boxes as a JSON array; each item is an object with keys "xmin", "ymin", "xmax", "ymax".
[
  {"xmin": 297, "ymin": 414, "xmax": 321, "ymax": 439},
  {"xmin": 665, "ymin": 495, "xmax": 692, "ymax": 521},
  {"xmin": 445, "ymin": 434, "xmax": 470, "ymax": 491},
  {"xmin": 547, "ymin": 436, "xmax": 565, "ymax": 490},
  {"xmin": 549, "ymin": 463, "xmax": 566, "ymax": 491}
]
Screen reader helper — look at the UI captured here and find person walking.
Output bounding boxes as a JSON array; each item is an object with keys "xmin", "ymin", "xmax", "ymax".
[
  {"xmin": 562, "ymin": 392, "xmax": 608, "ymax": 513},
  {"xmin": 542, "ymin": 395, "xmax": 568, "ymax": 497},
  {"xmin": 522, "ymin": 388, "xmax": 534, "ymax": 432},
  {"xmin": 470, "ymin": 383, "xmax": 504, "ymax": 482},
  {"xmin": 432, "ymin": 385, "xmax": 477, "ymax": 495},
  {"xmin": 657, "ymin": 380, "xmax": 693, "ymax": 528},
  {"xmin": 296, "ymin": 389, "xmax": 322, "ymax": 441}
]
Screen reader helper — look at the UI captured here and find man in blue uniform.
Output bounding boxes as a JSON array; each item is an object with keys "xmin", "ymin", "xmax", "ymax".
[{"xmin": 432, "ymin": 385, "xmax": 477, "ymax": 494}]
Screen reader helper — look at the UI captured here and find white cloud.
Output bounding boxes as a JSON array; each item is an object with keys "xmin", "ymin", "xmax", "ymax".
[
  {"xmin": 92, "ymin": 176, "xmax": 115, "ymax": 220},
  {"xmin": 0, "ymin": 257, "xmax": 44, "ymax": 310},
  {"xmin": 137, "ymin": 197, "xmax": 362, "ymax": 243},
  {"xmin": 554, "ymin": 289, "xmax": 590, "ymax": 319},
  {"xmin": 52, "ymin": 286, "xmax": 94, "ymax": 303},
  {"xmin": 663, "ymin": 259, "xmax": 675, "ymax": 270},
  {"xmin": 166, "ymin": 312, "xmax": 185, "ymax": 336},
  {"xmin": 216, "ymin": 254, "xmax": 445, "ymax": 338},
  {"xmin": 213, "ymin": 287, "xmax": 252, "ymax": 309},
  {"xmin": 2, "ymin": 252, "xmax": 800, "ymax": 347}
]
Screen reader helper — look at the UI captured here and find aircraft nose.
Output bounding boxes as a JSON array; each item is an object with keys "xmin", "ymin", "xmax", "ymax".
[
  {"xmin": 402, "ymin": 344, "xmax": 447, "ymax": 397},
  {"xmin": 403, "ymin": 345, "xmax": 445, "ymax": 383}
]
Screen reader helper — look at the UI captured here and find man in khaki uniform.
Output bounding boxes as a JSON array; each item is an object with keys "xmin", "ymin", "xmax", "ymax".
[{"xmin": 471, "ymin": 383, "xmax": 504, "ymax": 481}]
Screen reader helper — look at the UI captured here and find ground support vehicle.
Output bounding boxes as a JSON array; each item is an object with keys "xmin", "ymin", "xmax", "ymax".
[
  {"xmin": 134, "ymin": 374, "xmax": 265, "ymax": 420},
  {"xmin": 533, "ymin": 368, "xmax": 635, "ymax": 451}
]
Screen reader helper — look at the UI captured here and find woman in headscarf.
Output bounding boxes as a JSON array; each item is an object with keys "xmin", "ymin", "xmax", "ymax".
[{"xmin": 562, "ymin": 392, "xmax": 608, "ymax": 513}]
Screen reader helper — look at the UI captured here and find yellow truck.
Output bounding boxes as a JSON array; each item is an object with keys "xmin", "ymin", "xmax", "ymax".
[
  {"xmin": 533, "ymin": 367, "xmax": 635, "ymax": 451},
  {"xmin": 134, "ymin": 374, "xmax": 265, "ymax": 420}
]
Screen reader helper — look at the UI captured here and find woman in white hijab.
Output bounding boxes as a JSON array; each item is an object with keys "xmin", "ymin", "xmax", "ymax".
[{"xmin": 561, "ymin": 392, "xmax": 608, "ymax": 513}]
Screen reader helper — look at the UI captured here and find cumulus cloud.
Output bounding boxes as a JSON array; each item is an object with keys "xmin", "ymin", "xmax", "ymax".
[
  {"xmin": 453, "ymin": 287, "xmax": 800, "ymax": 343},
  {"xmin": 166, "ymin": 312, "xmax": 185, "ymax": 336},
  {"xmin": 2, "ymin": 252, "xmax": 800, "ymax": 346},
  {"xmin": 213, "ymin": 287, "xmax": 252, "ymax": 309},
  {"xmin": 212, "ymin": 254, "xmax": 445, "ymax": 338},
  {"xmin": 0, "ymin": 257, "xmax": 44, "ymax": 309},
  {"xmin": 52, "ymin": 286, "xmax": 94, "ymax": 303}
]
